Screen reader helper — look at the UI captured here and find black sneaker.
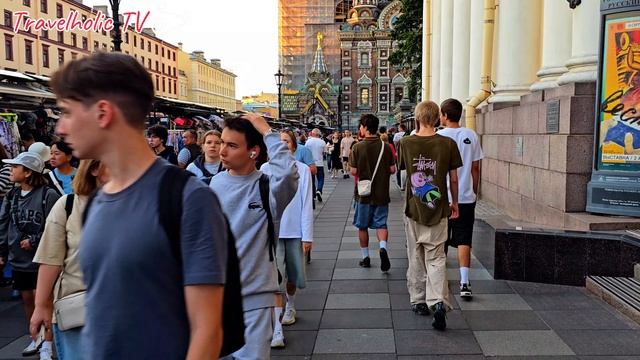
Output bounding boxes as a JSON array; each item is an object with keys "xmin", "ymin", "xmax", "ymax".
[
  {"xmin": 411, "ymin": 303, "xmax": 430, "ymax": 316},
  {"xmin": 432, "ymin": 302, "xmax": 447, "ymax": 331},
  {"xmin": 343, "ymin": 174, "xmax": 349, "ymax": 179},
  {"xmin": 316, "ymin": 191, "xmax": 323, "ymax": 202},
  {"xmin": 379, "ymin": 248, "xmax": 391, "ymax": 272},
  {"xmin": 460, "ymin": 283, "xmax": 473, "ymax": 300},
  {"xmin": 359, "ymin": 256, "xmax": 371, "ymax": 268}
]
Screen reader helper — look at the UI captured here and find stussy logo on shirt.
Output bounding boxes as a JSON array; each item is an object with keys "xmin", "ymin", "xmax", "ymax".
[{"xmin": 410, "ymin": 155, "xmax": 441, "ymax": 209}]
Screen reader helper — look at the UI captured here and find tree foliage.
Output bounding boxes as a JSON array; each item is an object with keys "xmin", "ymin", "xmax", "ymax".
[{"xmin": 389, "ymin": 0, "xmax": 423, "ymax": 102}]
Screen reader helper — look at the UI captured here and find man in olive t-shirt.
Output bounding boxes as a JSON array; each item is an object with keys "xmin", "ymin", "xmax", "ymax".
[
  {"xmin": 397, "ymin": 101, "xmax": 462, "ymax": 331},
  {"xmin": 349, "ymin": 114, "xmax": 396, "ymax": 272}
]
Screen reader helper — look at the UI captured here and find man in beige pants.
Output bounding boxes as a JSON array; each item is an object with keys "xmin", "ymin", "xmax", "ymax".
[{"xmin": 397, "ymin": 101, "xmax": 462, "ymax": 331}]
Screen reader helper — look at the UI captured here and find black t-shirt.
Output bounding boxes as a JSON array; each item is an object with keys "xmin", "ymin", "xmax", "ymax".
[{"xmin": 157, "ymin": 146, "xmax": 178, "ymax": 165}]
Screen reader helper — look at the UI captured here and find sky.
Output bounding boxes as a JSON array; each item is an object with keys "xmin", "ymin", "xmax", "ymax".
[{"xmin": 82, "ymin": 0, "xmax": 279, "ymax": 99}]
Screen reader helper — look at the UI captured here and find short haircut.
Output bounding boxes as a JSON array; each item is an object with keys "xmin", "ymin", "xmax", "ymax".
[
  {"xmin": 312, "ymin": 128, "xmax": 321, "ymax": 137},
  {"xmin": 280, "ymin": 130, "xmax": 298, "ymax": 152},
  {"xmin": 379, "ymin": 126, "xmax": 387, "ymax": 134},
  {"xmin": 148, "ymin": 125, "xmax": 169, "ymax": 145},
  {"xmin": 50, "ymin": 52, "xmax": 154, "ymax": 129},
  {"xmin": 24, "ymin": 167, "xmax": 48, "ymax": 188},
  {"xmin": 359, "ymin": 114, "xmax": 379, "ymax": 135},
  {"xmin": 415, "ymin": 101, "xmax": 440, "ymax": 127},
  {"xmin": 440, "ymin": 98, "xmax": 463, "ymax": 122},
  {"xmin": 201, "ymin": 130, "xmax": 221, "ymax": 145},
  {"xmin": 72, "ymin": 159, "xmax": 101, "ymax": 196},
  {"xmin": 224, "ymin": 116, "xmax": 267, "ymax": 165},
  {"xmin": 51, "ymin": 140, "xmax": 73, "ymax": 155}
]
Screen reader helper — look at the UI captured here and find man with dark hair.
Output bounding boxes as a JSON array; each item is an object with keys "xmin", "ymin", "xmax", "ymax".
[
  {"xmin": 397, "ymin": 101, "xmax": 462, "ymax": 331},
  {"xmin": 21, "ymin": 132, "xmax": 35, "ymax": 152},
  {"xmin": 148, "ymin": 125, "xmax": 178, "ymax": 165},
  {"xmin": 349, "ymin": 114, "xmax": 396, "ymax": 272},
  {"xmin": 438, "ymin": 98, "xmax": 483, "ymax": 300},
  {"xmin": 52, "ymin": 52, "xmax": 227, "ymax": 359},
  {"xmin": 211, "ymin": 114, "xmax": 298, "ymax": 360},
  {"xmin": 177, "ymin": 129, "xmax": 202, "ymax": 169}
]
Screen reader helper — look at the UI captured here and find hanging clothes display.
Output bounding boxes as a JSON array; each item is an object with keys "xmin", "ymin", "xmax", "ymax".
[
  {"xmin": 167, "ymin": 130, "xmax": 185, "ymax": 152},
  {"xmin": 0, "ymin": 113, "xmax": 22, "ymax": 158}
]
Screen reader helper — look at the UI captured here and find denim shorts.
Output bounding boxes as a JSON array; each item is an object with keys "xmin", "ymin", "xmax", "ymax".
[
  {"xmin": 276, "ymin": 238, "xmax": 307, "ymax": 290},
  {"xmin": 353, "ymin": 202, "xmax": 389, "ymax": 230}
]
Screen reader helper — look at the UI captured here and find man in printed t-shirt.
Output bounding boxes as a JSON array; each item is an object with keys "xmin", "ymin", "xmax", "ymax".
[{"xmin": 397, "ymin": 100, "xmax": 462, "ymax": 331}]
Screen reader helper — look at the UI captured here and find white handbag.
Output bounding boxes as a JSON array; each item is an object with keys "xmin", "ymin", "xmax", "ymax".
[
  {"xmin": 54, "ymin": 291, "xmax": 86, "ymax": 331},
  {"xmin": 357, "ymin": 141, "xmax": 385, "ymax": 197}
]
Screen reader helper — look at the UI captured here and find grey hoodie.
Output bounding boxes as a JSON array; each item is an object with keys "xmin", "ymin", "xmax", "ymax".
[
  {"xmin": 0, "ymin": 186, "xmax": 60, "ymax": 271},
  {"xmin": 210, "ymin": 132, "xmax": 298, "ymax": 311}
]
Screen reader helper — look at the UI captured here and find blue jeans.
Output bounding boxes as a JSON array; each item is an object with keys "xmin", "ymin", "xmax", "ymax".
[
  {"xmin": 53, "ymin": 324, "xmax": 85, "ymax": 360},
  {"xmin": 353, "ymin": 202, "xmax": 389, "ymax": 230},
  {"xmin": 316, "ymin": 166, "xmax": 325, "ymax": 194}
]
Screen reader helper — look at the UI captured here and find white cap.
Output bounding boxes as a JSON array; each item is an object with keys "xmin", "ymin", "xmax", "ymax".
[
  {"xmin": 2, "ymin": 152, "xmax": 45, "ymax": 173},
  {"xmin": 28, "ymin": 142, "xmax": 51, "ymax": 162}
]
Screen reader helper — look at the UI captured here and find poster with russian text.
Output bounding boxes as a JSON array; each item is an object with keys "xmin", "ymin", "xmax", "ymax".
[{"xmin": 599, "ymin": 14, "xmax": 640, "ymax": 172}]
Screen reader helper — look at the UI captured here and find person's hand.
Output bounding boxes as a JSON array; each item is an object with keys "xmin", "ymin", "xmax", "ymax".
[
  {"xmin": 449, "ymin": 203, "xmax": 459, "ymax": 220},
  {"xmin": 20, "ymin": 239, "xmax": 33, "ymax": 252},
  {"xmin": 242, "ymin": 113, "xmax": 271, "ymax": 136},
  {"xmin": 30, "ymin": 305, "xmax": 52, "ymax": 341},
  {"xmin": 302, "ymin": 242, "xmax": 313, "ymax": 253}
]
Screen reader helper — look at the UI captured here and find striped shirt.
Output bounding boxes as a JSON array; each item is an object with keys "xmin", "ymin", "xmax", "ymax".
[{"xmin": 0, "ymin": 164, "xmax": 12, "ymax": 198}]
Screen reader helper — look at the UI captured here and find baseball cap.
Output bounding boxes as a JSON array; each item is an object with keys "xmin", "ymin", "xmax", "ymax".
[
  {"xmin": 28, "ymin": 142, "xmax": 51, "ymax": 162},
  {"xmin": 2, "ymin": 152, "xmax": 45, "ymax": 173}
]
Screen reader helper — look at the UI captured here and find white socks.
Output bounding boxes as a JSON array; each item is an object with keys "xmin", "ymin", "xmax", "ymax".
[
  {"xmin": 273, "ymin": 307, "xmax": 283, "ymax": 333},
  {"xmin": 41, "ymin": 341, "xmax": 52, "ymax": 351},
  {"xmin": 286, "ymin": 293, "xmax": 296, "ymax": 309},
  {"xmin": 460, "ymin": 267, "xmax": 470, "ymax": 285},
  {"xmin": 379, "ymin": 241, "xmax": 387, "ymax": 250},
  {"xmin": 361, "ymin": 247, "xmax": 370, "ymax": 258}
]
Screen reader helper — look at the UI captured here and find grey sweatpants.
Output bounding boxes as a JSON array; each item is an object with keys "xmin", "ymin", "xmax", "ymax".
[{"xmin": 221, "ymin": 307, "xmax": 274, "ymax": 360}]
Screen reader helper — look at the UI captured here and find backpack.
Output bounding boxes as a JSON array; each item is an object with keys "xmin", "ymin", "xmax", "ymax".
[
  {"xmin": 192, "ymin": 155, "xmax": 224, "ymax": 185},
  {"xmin": 64, "ymin": 194, "xmax": 74, "ymax": 218},
  {"xmin": 83, "ymin": 166, "xmax": 245, "ymax": 357}
]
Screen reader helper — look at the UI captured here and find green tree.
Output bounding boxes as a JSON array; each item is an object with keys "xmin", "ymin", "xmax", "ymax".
[{"xmin": 389, "ymin": 0, "xmax": 423, "ymax": 102}]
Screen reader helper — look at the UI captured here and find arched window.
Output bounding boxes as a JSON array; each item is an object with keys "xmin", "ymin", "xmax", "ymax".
[
  {"xmin": 335, "ymin": 0, "xmax": 352, "ymax": 22},
  {"xmin": 360, "ymin": 52, "xmax": 369, "ymax": 67}
]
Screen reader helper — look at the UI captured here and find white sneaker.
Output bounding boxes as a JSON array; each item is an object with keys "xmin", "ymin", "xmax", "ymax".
[
  {"xmin": 270, "ymin": 329, "xmax": 285, "ymax": 348},
  {"xmin": 281, "ymin": 306, "xmax": 297, "ymax": 325},
  {"xmin": 39, "ymin": 347, "xmax": 53, "ymax": 360},
  {"xmin": 22, "ymin": 328, "xmax": 44, "ymax": 356}
]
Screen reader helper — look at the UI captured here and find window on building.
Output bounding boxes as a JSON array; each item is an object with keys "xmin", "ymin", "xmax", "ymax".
[
  {"xmin": 125, "ymin": 32, "xmax": 129, "ymax": 44},
  {"xmin": 24, "ymin": 0, "xmax": 31, "ymax": 6},
  {"xmin": 172, "ymin": 52, "xmax": 175, "ymax": 61},
  {"xmin": 155, "ymin": 75, "xmax": 159, "ymax": 91},
  {"xmin": 81, "ymin": 15, "xmax": 86, "ymax": 22},
  {"xmin": 155, "ymin": 44, "xmax": 158, "ymax": 54},
  {"xmin": 360, "ymin": 88, "xmax": 369, "ymax": 106},
  {"xmin": 162, "ymin": 63, "xmax": 165, "ymax": 74},
  {"xmin": 5, "ymin": 35, "xmax": 13, "ymax": 61},
  {"xmin": 57, "ymin": 31, "xmax": 63, "ymax": 43},
  {"xmin": 25, "ymin": 40, "xmax": 32, "ymax": 64},
  {"xmin": 40, "ymin": 0, "xmax": 47, "ymax": 13},
  {"xmin": 344, "ymin": 105, "xmax": 349, "ymax": 111},
  {"xmin": 394, "ymin": 88, "xmax": 404, "ymax": 103},
  {"xmin": 345, "ymin": 85, "xmax": 350, "ymax": 91},
  {"xmin": 101, "ymin": 30, "xmax": 106, "ymax": 36},
  {"xmin": 162, "ymin": 78, "xmax": 165, "ymax": 92},
  {"xmin": 71, "ymin": 33, "xmax": 76, "ymax": 47},
  {"xmin": 93, "ymin": 41, "xmax": 98, "ymax": 50},
  {"xmin": 173, "ymin": 80, "xmax": 176, "ymax": 94},
  {"xmin": 4, "ymin": 10, "xmax": 12, "ymax": 28},
  {"xmin": 148, "ymin": 59, "xmax": 151, "ymax": 69},
  {"xmin": 56, "ymin": 3, "xmax": 62, "ymax": 18},
  {"xmin": 41, "ymin": 30, "xmax": 48, "ymax": 39},
  {"xmin": 141, "ymin": 56, "xmax": 145, "ymax": 65},
  {"xmin": 82, "ymin": 37, "xmax": 87, "ymax": 50},
  {"xmin": 155, "ymin": 61, "xmax": 158, "ymax": 71},
  {"xmin": 343, "ymin": 70, "xmax": 349, "ymax": 77},
  {"xmin": 161, "ymin": 47, "xmax": 164, "ymax": 57},
  {"xmin": 140, "ymin": 38, "xmax": 144, "ymax": 49},
  {"xmin": 133, "ymin": 35, "xmax": 137, "ymax": 47},
  {"xmin": 58, "ymin": 48, "xmax": 64, "ymax": 65},
  {"xmin": 102, "ymin": 43, "xmax": 106, "ymax": 50},
  {"xmin": 360, "ymin": 52, "xmax": 369, "ymax": 67},
  {"xmin": 147, "ymin": 42, "xmax": 151, "ymax": 52},
  {"xmin": 42, "ymin": 45, "xmax": 49, "ymax": 67}
]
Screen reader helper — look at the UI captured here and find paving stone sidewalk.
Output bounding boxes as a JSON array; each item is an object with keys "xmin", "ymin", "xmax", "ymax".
[{"xmin": 1, "ymin": 176, "xmax": 640, "ymax": 359}]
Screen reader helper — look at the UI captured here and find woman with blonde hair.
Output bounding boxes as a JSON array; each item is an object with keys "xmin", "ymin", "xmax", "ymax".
[
  {"xmin": 30, "ymin": 160, "xmax": 109, "ymax": 360},
  {"xmin": 186, "ymin": 130, "xmax": 223, "ymax": 184}
]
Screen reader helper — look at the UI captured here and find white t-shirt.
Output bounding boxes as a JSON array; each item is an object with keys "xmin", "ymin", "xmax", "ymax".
[
  {"xmin": 392, "ymin": 131, "xmax": 405, "ymax": 144},
  {"xmin": 438, "ymin": 127, "xmax": 484, "ymax": 204},
  {"xmin": 305, "ymin": 137, "xmax": 327, "ymax": 167}
]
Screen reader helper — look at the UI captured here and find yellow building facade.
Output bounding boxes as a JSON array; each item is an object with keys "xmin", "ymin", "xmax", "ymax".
[
  {"xmin": 1, "ymin": 0, "xmax": 179, "ymax": 99},
  {"xmin": 177, "ymin": 49, "xmax": 237, "ymax": 113}
]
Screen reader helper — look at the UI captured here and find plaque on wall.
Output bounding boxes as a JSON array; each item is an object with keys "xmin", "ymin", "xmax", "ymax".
[{"xmin": 546, "ymin": 99, "xmax": 560, "ymax": 133}]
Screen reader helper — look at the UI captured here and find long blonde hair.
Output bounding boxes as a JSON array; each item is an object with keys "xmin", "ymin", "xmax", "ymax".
[{"xmin": 72, "ymin": 160, "xmax": 101, "ymax": 196}]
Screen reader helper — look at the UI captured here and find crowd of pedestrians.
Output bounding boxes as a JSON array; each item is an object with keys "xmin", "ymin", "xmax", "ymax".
[{"xmin": 0, "ymin": 52, "xmax": 483, "ymax": 359}]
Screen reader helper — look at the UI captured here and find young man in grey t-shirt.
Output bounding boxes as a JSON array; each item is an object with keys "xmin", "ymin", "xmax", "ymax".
[{"xmin": 51, "ymin": 52, "xmax": 227, "ymax": 359}]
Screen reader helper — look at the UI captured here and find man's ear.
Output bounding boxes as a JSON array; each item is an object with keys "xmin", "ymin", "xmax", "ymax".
[{"xmin": 95, "ymin": 100, "xmax": 115, "ymax": 129}]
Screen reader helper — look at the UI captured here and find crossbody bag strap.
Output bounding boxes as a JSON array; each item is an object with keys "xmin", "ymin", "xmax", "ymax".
[
  {"xmin": 55, "ymin": 194, "xmax": 74, "ymax": 302},
  {"xmin": 369, "ymin": 140, "xmax": 385, "ymax": 185},
  {"xmin": 49, "ymin": 171, "xmax": 64, "ymax": 195}
]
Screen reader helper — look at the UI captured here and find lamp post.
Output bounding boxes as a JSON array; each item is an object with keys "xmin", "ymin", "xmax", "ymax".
[
  {"xmin": 274, "ymin": 70, "xmax": 284, "ymax": 119},
  {"xmin": 109, "ymin": 0, "xmax": 122, "ymax": 52}
]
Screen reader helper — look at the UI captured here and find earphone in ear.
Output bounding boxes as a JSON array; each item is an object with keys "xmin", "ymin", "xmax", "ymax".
[{"xmin": 250, "ymin": 151, "xmax": 257, "ymax": 159}]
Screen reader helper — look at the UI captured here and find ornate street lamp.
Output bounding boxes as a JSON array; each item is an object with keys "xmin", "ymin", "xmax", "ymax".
[
  {"xmin": 109, "ymin": 0, "xmax": 122, "ymax": 52},
  {"xmin": 274, "ymin": 70, "xmax": 284, "ymax": 119}
]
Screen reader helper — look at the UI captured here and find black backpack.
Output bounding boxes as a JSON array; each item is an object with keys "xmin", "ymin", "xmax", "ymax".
[
  {"xmin": 83, "ymin": 166, "xmax": 245, "ymax": 357},
  {"xmin": 192, "ymin": 155, "xmax": 224, "ymax": 185}
]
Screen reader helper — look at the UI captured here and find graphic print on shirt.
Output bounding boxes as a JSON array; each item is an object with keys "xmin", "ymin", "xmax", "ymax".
[{"xmin": 410, "ymin": 155, "xmax": 441, "ymax": 209}]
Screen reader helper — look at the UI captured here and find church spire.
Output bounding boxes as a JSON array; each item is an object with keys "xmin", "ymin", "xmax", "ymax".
[{"xmin": 311, "ymin": 32, "xmax": 328, "ymax": 74}]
